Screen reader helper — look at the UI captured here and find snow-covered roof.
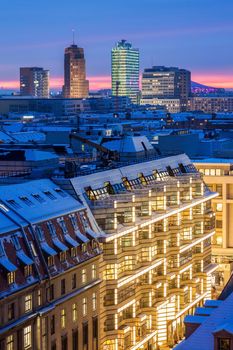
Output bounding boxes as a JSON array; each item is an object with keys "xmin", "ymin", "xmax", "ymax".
[
  {"xmin": 102, "ymin": 136, "xmax": 154, "ymax": 153},
  {"xmin": 71, "ymin": 154, "xmax": 191, "ymax": 194},
  {"xmin": 11, "ymin": 132, "xmax": 45, "ymax": 143},
  {"xmin": 24, "ymin": 149, "xmax": 58, "ymax": 161},
  {"xmin": 175, "ymin": 292, "xmax": 233, "ymax": 350},
  {"xmin": 0, "ymin": 179, "xmax": 84, "ymax": 224}
]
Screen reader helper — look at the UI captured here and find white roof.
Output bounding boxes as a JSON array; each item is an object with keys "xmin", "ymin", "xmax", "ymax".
[
  {"xmin": 0, "ymin": 179, "xmax": 84, "ymax": 224},
  {"xmin": 24, "ymin": 150, "xmax": 58, "ymax": 161},
  {"xmin": 102, "ymin": 136, "xmax": 154, "ymax": 153},
  {"xmin": 71, "ymin": 154, "xmax": 190, "ymax": 194},
  {"xmin": 175, "ymin": 292, "xmax": 233, "ymax": 350}
]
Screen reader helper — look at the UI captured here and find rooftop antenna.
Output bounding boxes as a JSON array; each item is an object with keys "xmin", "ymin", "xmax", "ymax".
[{"xmin": 72, "ymin": 29, "xmax": 75, "ymax": 45}]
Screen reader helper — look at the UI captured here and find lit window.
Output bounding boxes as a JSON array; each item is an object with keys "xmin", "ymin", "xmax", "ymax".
[
  {"xmin": 48, "ymin": 256, "xmax": 54, "ymax": 267},
  {"xmin": 72, "ymin": 303, "xmax": 78, "ymax": 322},
  {"xmin": 82, "ymin": 298, "xmax": 87, "ymax": 316},
  {"xmin": 25, "ymin": 294, "xmax": 32, "ymax": 313},
  {"xmin": 24, "ymin": 265, "xmax": 32, "ymax": 278},
  {"xmin": 23, "ymin": 325, "xmax": 32, "ymax": 349},
  {"xmin": 37, "ymin": 290, "xmax": 42, "ymax": 306},
  {"xmin": 216, "ymin": 203, "xmax": 223, "ymax": 212},
  {"xmin": 92, "ymin": 264, "xmax": 97, "ymax": 279},
  {"xmin": 6, "ymin": 335, "xmax": 14, "ymax": 350},
  {"xmin": 216, "ymin": 236, "xmax": 223, "ymax": 246},
  {"xmin": 210, "ymin": 169, "xmax": 215, "ymax": 176},
  {"xmin": 60, "ymin": 251, "xmax": 66, "ymax": 263},
  {"xmin": 81, "ymin": 269, "xmax": 87, "ymax": 284},
  {"xmin": 61, "ymin": 309, "xmax": 66, "ymax": 328},
  {"xmin": 92, "ymin": 293, "xmax": 97, "ymax": 311},
  {"xmin": 7, "ymin": 272, "xmax": 15, "ymax": 285}
]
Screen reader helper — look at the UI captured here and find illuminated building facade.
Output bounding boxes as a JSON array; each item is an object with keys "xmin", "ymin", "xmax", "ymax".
[
  {"xmin": 20, "ymin": 67, "xmax": 49, "ymax": 98},
  {"xmin": 66, "ymin": 154, "xmax": 218, "ymax": 349},
  {"xmin": 63, "ymin": 44, "xmax": 89, "ymax": 99},
  {"xmin": 194, "ymin": 159, "xmax": 233, "ymax": 288},
  {"xmin": 141, "ymin": 66, "xmax": 191, "ymax": 111},
  {"xmin": 111, "ymin": 40, "xmax": 139, "ymax": 104}
]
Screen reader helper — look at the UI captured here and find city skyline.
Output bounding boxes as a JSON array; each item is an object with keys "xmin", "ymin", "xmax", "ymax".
[{"xmin": 1, "ymin": 0, "xmax": 233, "ymax": 90}]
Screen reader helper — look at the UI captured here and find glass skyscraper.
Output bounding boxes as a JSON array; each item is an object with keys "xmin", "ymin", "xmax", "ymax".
[{"xmin": 111, "ymin": 40, "xmax": 139, "ymax": 104}]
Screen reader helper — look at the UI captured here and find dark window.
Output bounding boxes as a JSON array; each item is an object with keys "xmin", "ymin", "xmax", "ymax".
[
  {"xmin": 72, "ymin": 329, "xmax": 79, "ymax": 350},
  {"xmin": 72, "ymin": 273, "xmax": 77, "ymax": 289},
  {"xmin": 83, "ymin": 322, "xmax": 88, "ymax": 349},
  {"xmin": 51, "ymin": 315, "xmax": 55, "ymax": 335},
  {"xmin": 61, "ymin": 279, "xmax": 66, "ymax": 295},
  {"xmin": 8, "ymin": 302, "xmax": 15, "ymax": 321},
  {"xmin": 51, "ymin": 342, "xmax": 56, "ymax": 350},
  {"xmin": 0, "ymin": 340, "xmax": 5, "ymax": 350},
  {"xmin": 92, "ymin": 317, "xmax": 98, "ymax": 350},
  {"xmin": 49, "ymin": 285, "xmax": 54, "ymax": 300},
  {"xmin": 61, "ymin": 335, "xmax": 68, "ymax": 350},
  {"xmin": 218, "ymin": 338, "xmax": 231, "ymax": 350}
]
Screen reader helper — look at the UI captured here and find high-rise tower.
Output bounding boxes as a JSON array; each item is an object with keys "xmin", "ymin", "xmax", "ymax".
[
  {"xmin": 111, "ymin": 40, "xmax": 139, "ymax": 104},
  {"xmin": 63, "ymin": 41, "xmax": 89, "ymax": 99},
  {"xmin": 20, "ymin": 67, "xmax": 49, "ymax": 98}
]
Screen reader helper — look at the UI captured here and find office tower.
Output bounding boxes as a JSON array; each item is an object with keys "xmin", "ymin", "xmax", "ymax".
[
  {"xmin": 63, "ymin": 43, "xmax": 89, "ymax": 98},
  {"xmin": 20, "ymin": 67, "xmax": 49, "ymax": 98},
  {"xmin": 141, "ymin": 66, "xmax": 191, "ymax": 111},
  {"xmin": 67, "ymin": 154, "xmax": 218, "ymax": 349},
  {"xmin": 111, "ymin": 39, "xmax": 139, "ymax": 104}
]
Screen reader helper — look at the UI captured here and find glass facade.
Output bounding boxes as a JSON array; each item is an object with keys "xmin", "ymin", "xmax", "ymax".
[{"xmin": 111, "ymin": 40, "xmax": 139, "ymax": 103}]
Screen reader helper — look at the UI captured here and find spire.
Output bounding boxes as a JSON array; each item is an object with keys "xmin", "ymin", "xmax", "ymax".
[{"xmin": 72, "ymin": 29, "xmax": 75, "ymax": 45}]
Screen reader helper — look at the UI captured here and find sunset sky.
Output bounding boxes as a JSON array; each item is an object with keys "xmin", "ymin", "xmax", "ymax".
[{"xmin": 1, "ymin": 0, "xmax": 233, "ymax": 90}]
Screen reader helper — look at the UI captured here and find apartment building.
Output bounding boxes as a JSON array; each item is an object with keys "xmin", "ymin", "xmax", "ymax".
[
  {"xmin": 0, "ymin": 179, "xmax": 102, "ymax": 350},
  {"xmin": 54, "ymin": 154, "xmax": 218, "ymax": 349},
  {"xmin": 194, "ymin": 159, "xmax": 233, "ymax": 287}
]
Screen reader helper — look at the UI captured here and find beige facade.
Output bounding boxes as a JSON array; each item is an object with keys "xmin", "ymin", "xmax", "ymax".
[
  {"xmin": 67, "ymin": 154, "xmax": 218, "ymax": 349},
  {"xmin": 194, "ymin": 160, "xmax": 233, "ymax": 287}
]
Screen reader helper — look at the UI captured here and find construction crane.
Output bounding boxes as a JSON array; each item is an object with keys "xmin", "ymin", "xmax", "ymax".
[{"xmin": 69, "ymin": 132, "xmax": 120, "ymax": 165}]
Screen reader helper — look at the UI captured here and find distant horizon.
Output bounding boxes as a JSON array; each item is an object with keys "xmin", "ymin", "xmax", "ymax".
[
  {"xmin": 1, "ymin": 74, "xmax": 233, "ymax": 92},
  {"xmin": 1, "ymin": 1, "xmax": 233, "ymax": 92}
]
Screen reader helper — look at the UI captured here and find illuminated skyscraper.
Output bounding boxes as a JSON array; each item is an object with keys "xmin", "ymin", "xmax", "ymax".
[
  {"xmin": 141, "ymin": 66, "xmax": 191, "ymax": 111},
  {"xmin": 63, "ymin": 43, "xmax": 89, "ymax": 99},
  {"xmin": 111, "ymin": 40, "xmax": 139, "ymax": 103},
  {"xmin": 20, "ymin": 67, "xmax": 49, "ymax": 98}
]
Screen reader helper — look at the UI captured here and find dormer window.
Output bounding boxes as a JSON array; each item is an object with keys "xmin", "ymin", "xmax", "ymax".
[
  {"xmin": 218, "ymin": 338, "xmax": 230, "ymax": 350},
  {"xmin": 54, "ymin": 188, "xmax": 67, "ymax": 198},
  {"xmin": 7, "ymin": 272, "xmax": 15, "ymax": 285},
  {"xmin": 6, "ymin": 199, "xmax": 21, "ymax": 209},
  {"xmin": 43, "ymin": 191, "xmax": 56, "ymax": 200},
  {"xmin": 58, "ymin": 218, "xmax": 68, "ymax": 234},
  {"xmin": 60, "ymin": 251, "xmax": 66, "ymax": 263},
  {"xmin": 36, "ymin": 226, "xmax": 45, "ymax": 242},
  {"xmin": 19, "ymin": 196, "xmax": 34, "ymax": 207},
  {"xmin": 47, "ymin": 221, "xmax": 56, "ymax": 238},
  {"xmin": 32, "ymin": 193, "xmax": 46, "ymax": 203},
  {"xmin": 70, "ymin": 214, "xmax": 78, "ymax": 230},
  {"xmin": 11, "ymin": 234, "xmax": 21, "ymax": 250}
]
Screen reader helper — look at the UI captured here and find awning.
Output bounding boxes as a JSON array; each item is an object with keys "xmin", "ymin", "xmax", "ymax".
[
  {"xmin": 86, "ymin": 228, "xmax": 99, "ymax": 240},
  {"xmin": 52, "ymin": 238, "xmax": 68, "ymax": 252},
  {"xmin": 0, "ymin": 257, "xmax": 17, "ymax": 272},
  {"xmin": 75, "ymin": 231, "xmax": 90, "ymax": 244},
  {"xmin": 64, "ymin": 234, "xmax": 79, "ymax": 248},
  {"xmin": 16, "ymin": 251, "xmax": 33, "ymax": 266},
  {"xmin": 41, "ymin": 242, "xmax": 57, "ymax": 256}
]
